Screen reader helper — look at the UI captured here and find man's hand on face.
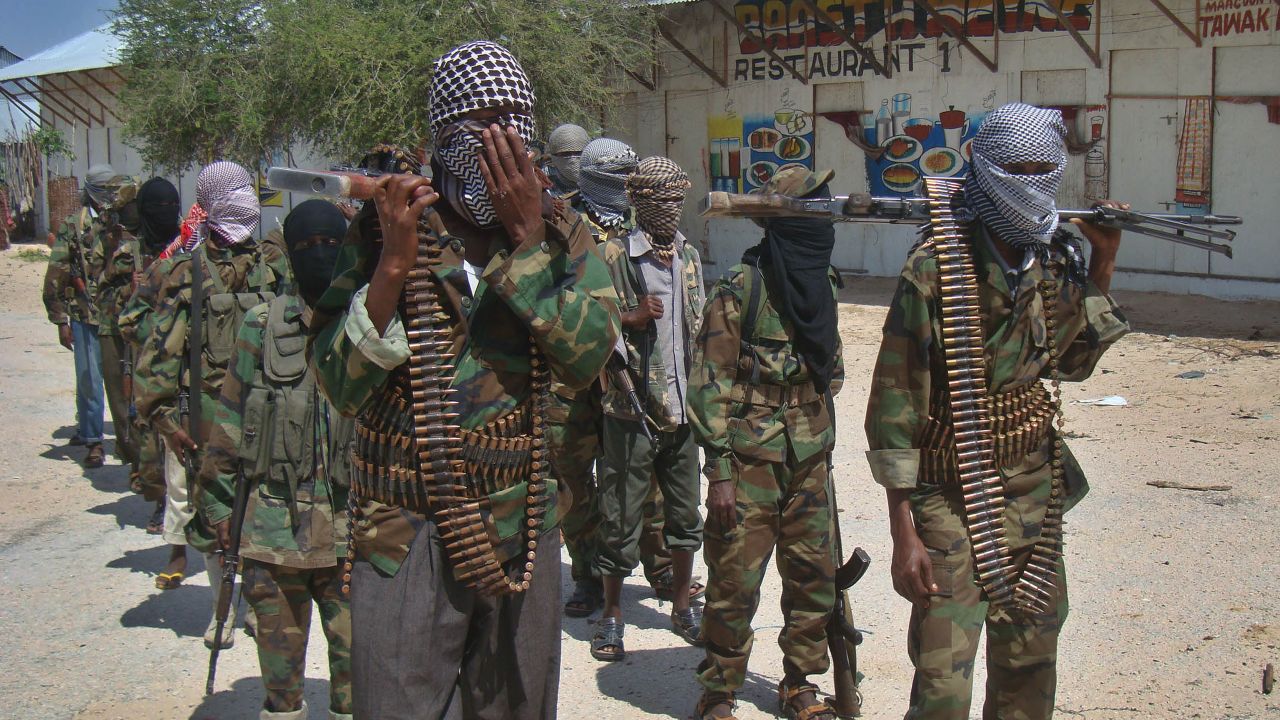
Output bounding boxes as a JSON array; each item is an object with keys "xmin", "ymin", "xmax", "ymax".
[{"xmin": 477, "ymin": 125, "xmax": 543, "ymax": 246}]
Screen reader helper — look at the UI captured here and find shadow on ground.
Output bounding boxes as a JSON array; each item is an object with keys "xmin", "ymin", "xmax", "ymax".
[
  {"xmin": 120, "ymin": 582, "xmax": 213, "ymax": 639},
  {"xmin": 88, "ymin": 492, "xmax": 154, "ymax": 531}
]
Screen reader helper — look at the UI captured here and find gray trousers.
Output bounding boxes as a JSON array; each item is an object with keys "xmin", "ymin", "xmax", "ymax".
[
  {"xmin": 350, "ymin": 521, "xmax": 561, "ymax": 720},
  {"xmin": 596, "ymin": 417, "xmax": 704, "ymax": 578}
]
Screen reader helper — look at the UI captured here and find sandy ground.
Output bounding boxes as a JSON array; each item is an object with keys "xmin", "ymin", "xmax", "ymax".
[{"xmin": 1, "ymin": 244, "xmax": 1278, "ymax": 720}]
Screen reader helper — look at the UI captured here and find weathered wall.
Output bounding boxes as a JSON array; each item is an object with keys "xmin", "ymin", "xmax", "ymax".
[{"xmin": 607, "ymin": 0, "xmax": 1280, "ymax": 299}]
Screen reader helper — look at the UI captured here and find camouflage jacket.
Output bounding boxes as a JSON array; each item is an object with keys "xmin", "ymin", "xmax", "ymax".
[
  {"xmin": 690, "ymin": 262, "xmax": 845, "ymax": 482},
  {"xmin": 42, "ymin": 211, "xmax": 102, "ymax": 326},
  {"xmin": 864, "ymin": 223, "xmax": 1129, "ymax": 494},
  {"xmin": 129, "ymin": 240, "xmax": 292, "ymax": 441},
  {"xmin": 600, "ymin": 230, "xmax": 705, "ymax": 431},
  {"xmin": 199, "ymin": 295, "xmax": 350, "ymax": 568},
  {"xmin": 310, "ymin": 206, "xmax": 620, "ymax": 577},
  {"xmin": 95, "ymin": 231, "xmax": 154, "ymax": 337}
]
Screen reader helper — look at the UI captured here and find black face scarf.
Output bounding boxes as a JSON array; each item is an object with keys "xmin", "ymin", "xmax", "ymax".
[
  {"xmin": 284, "ymin": 199, "xmax": 348, "ymax": 307},
  {"xmin": 136, "ymin": 178, "xmax": 181, "ymax": 254},
  {"xmin": 744, "ymin": 191, "xmax": 839, "ymax": 393}
]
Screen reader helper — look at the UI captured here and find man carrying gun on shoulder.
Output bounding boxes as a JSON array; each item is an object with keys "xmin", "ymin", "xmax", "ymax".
[
  {"xmin": 689, "ymin": 167, "xmax": 849, "ymax": 720},
  {"xmin": 865, "ymin": 104, "xmax": 1130, "ymax": 720},
  {"xmin": 198, "ymin": 199, "xmax": 354, "ymax": 719}
]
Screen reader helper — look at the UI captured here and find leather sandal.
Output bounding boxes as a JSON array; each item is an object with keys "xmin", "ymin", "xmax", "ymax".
[
  {"xmin": 564, "ymin": 580, "xmax": 603, "ymax": 618},
  {"xmin": 778, "ymin": 681, "xmax": 837, "ymax": 720},
  {"xmin": 671, "ymin": 606, "xmax": 704, "ymax": 647},
  {"xmin": 695, "ymin": 691, "xmax": 737, "ymax": 720},
  {"xmin": 591, "ymin": 617, "xmax": 625, "ymax": 662},
  {"xmin": 652, "ymin": 568, "xmax": 705, "ymax": 602}
]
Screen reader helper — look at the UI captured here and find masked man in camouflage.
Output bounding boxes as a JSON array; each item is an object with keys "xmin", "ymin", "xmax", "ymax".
[
  {"xmin": 551, "ymin": 137, "xmax": 687, "ymax": 617},
  {"xmin": 592, "ymin": 156, "xmax": 705, "ymax": 662},
  {"xmin": 115, "ymin": 177, "xmax": 183, "ymax": 529},
  {"xmin": 309, "ymin": 41, "xmax": 619, "ymax": 719},
  {"xmin": 128, "ymin": 161, "xmax": 290, "ymax": 634},
  {"xmin": 545, "ymin": 123, "xmax": 589, "ymax": 197},
  {"xmin": 689, "ymin": 167, "xmax": 845, "ymax": 720},
  {"xmin": 199, "ymin": 199, "xmax": 354, "ymax": 720},
  {"xmin": 42, "ymin": 165, "xmax": 131, "ymax": 468},
  {"xmin": 865, "ymin": 103, "xmax": 1130, "ymax": 720}
]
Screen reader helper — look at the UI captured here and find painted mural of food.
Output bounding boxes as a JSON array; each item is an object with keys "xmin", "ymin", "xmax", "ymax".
[
  {"xmin": 882, "ymin": 134, "xmax": 922, "ymax": 162},
  {"xmin": 921, "ymin": 147, "xmax": 962, "ymax": 176},
  {"xmin": 749, "ymin": 127, "xmax": 781, "ymax": 150},
  {"xmin": 773, "ymin": 135, "xmax": 811, "ymax": 161},
  {"xmin": 882, "ymin": 163, "xmax": 922, "ymax": 192},
  {"xmin": 748, "ymin": 160, "xmax": 778, "ymax": 186}
]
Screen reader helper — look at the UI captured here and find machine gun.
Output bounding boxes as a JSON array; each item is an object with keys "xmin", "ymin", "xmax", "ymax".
[
  {"xmin": 701, "ymin": 190, "xmax": 1242, "ymax": 258},
  {"xmin": 606, "ymin": 353, "xmax": 655, "ymax": 443}
]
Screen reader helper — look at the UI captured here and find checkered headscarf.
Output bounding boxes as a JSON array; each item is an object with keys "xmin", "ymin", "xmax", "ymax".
[
  {"xmin": 962, "ymin": 103, "xmax": 1067, "ymax": 249},
  {"xmin": 627, "ymin": 157, "xmax": 689, "ymax": 255},
  {"xmin": 429, "ymin": 41, "xmax": 536, "ymax": 229},
  {"xmin": 547, "ymin": 124, "xmax": 590, "ymax": 190},
  {"xmin": 196, "ymin": 161, "xmax": 259, "ymax": 246},
  {"xmin": 579, "ymin": 138, "xmax": 637, "ymax": 229}
]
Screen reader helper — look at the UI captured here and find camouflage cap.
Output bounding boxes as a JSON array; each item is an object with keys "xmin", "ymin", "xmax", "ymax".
[{"xmin": 752, "ymin": 166, "xmax": 834, "ymax": 198}]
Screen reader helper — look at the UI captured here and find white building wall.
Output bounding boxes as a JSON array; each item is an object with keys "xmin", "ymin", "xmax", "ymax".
[{"xmin": 610, "ymin": 0, "xmax": 1280, "ymax": 298}]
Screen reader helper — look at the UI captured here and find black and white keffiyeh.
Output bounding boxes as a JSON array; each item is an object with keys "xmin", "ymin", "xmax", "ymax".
[
  {"xmin": 196, "ymin": 161, "xmax": 259, "ymax": 246},
  {"xmin": 429, "ymin": 40, "xmax": 536, "ymax": 229},
  {"xmin": 961, "ymin": 103, "xmax": 1067, "ymax": 250},
  {"xmin": 579, "ymin": 138, "xmax": 637, "ymax": 229},
  {"xmin": 627, "ymin": 156, "xmax": 690, "ymax": 263},
  {"xmin": 547, "ymin": 124, "xmax": 589, "ymax": 190}
]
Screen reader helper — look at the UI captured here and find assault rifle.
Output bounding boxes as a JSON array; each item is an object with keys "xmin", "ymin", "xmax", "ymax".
[
  {"xmin": 701, "ymin": 190, "xmax": 1242, "ymax": 258},
  {"xmin": 824, "ymin": 393, "xmax": 869, "ymax": 718},
  {"xmin": 205, "ymin": 464, "xmax": 251, "ymax": 695},
  {"xmin": 606, "ymin": 352, "xmax": 655, "ymax": 443}
]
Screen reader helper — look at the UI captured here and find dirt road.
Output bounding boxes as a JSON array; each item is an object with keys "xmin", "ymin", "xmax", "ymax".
[{"xmin": 1, "ymin": 245, "xmax": 1277, "ymax": 719}]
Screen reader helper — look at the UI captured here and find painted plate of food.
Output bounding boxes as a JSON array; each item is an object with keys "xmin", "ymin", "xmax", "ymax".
[
  {"xmin": 882, "ymin": 135, "xmax": 923, "ymax": 163},
  {"xmin": 920, "ymin": 146, "xmax": 963, "ymax": 176},
  {"xmin": 773, "ymin": 135, "xmax": 811, "ymax": 161},
  {"xmin": 960, "ymin": 137, "xmax": 974, "ymax": 163},
  {"xmin": 747, "ymin": 160, "xmax": 778, "ymax": 187},
  {"xmin": 882, "ymin": 163, "xmax": 922, "ymax": 193},
  {"xmin": 748, "ymin": 127, "xmax": 782, "ymax": 151}
]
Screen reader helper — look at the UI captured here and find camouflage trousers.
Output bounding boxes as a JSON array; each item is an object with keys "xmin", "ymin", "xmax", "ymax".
[
  {"xmin": 906, "ymin": 453, "xmax": 1069, "ymax": 720},
  {"xmin": 697, "ymin": 451, "xmax": 835, "ymax": 693},
  {"xmin": 132, "ymin": 424, "xmax": 165, "ymax": 500},
  {"xmin": 98, "ymin": 333, "xmax": 138, "ymax": 466},
  {"xmin": 243, "ymin": 559, "xmax": 353, "ymax": 715},
  {"xmin": 545, "ymin": 390, "xmax": 671, "ymax": 585}
]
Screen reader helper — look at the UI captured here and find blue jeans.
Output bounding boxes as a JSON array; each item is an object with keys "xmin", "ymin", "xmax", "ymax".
[{"xmin": 71, "ymin": 320, "xmax": 105, "ymax": 444}]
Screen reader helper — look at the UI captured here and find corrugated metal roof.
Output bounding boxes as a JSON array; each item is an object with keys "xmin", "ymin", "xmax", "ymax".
[{"xmin": 0, "ymin": 24, "xmax": 119, "ymax": 82}]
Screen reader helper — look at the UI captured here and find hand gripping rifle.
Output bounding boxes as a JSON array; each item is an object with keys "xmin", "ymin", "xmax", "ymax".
[
  {"xmin": 702, "ymin": 190, "xmax": 1241, "ymax": 258},
  {"xmin": 205, "ymin": 463, "xmax": 250, "ymax": 695},
  {"xmin": 824, "ymin": 394, "xmax": 870, "ymax": 718},
  {"xmin": 606, "ymin": 352, "xmax": 656, "ymax": 443}
]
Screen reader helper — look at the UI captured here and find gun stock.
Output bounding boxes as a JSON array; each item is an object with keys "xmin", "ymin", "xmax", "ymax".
[
  {"xmin": 606, "ymin": 354, "xmax": 655, "ymax": 443},
  {"xmin": 266, "ymin": 167, "xmax": 385, "ymax": 201}
]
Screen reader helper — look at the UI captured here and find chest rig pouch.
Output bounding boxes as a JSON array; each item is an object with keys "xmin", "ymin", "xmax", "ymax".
[
  {"xmin": 195, "ymin": 245, "xmax": 277, "ymax": 400},
  {"xmin": 240, "ymin": 297, "xmax": 318, "ymax": 508}
]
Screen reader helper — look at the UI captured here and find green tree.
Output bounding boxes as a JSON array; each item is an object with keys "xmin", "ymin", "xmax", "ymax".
[{"xmin": 112, "ymin": 0, "xmax": 657, "ymax": 169}]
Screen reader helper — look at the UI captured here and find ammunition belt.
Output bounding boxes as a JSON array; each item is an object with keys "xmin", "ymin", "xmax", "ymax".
[
  {"xmin": 918, "ymin": 382, "xmax": 1056, "ymax": 484},
  {"xmin": 343, "ymin": 223, "xmax": 549, "ymax": 598},
  {"xmin": 924, "ymin": 177, "xmax": 1066, "ymax": 615}
]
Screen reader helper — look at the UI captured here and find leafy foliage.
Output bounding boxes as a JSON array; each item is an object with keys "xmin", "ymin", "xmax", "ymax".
[
  {"xmin": 31, "ymin": 127, "xmax": 75, "ymax": 162},
  {"xmin": 112, "ymin": 0, "xmax": 657, "ymax": 169}
]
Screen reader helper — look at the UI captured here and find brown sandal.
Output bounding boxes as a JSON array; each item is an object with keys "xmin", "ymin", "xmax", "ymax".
[
  {"xmin": 695, "ymin": 691, "xmax": 737, "ymax": 720},
  {"xmin": 778, "ymin": 681, "xmax": 837, "ymax": 720}
]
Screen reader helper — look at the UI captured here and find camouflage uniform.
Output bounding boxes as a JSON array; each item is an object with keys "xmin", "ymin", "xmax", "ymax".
[
  {"xmin": 865, "ymin": 224, "xmax": 1129, "ymax": 720},
  {"xmin": 128, "ymin": 238, "xmax": 291, "ymax": 547},
  {"xmin": 310, "ymin": 205, "xmax": 619, "ymax": 718},
  {"xmin": 690, "ymin": 262, "xmax": 844, "ymax": 694},
  {"xmin": 595, "ymin": 230, "xmax": 705, "ymax": 580},
  {"xmin": 95, "ymin": 223, "xmax": 143, "ymax": 467},
  {"xmin": 199, "ymin": 294, "xmax": 353, "ymax": 718},
  {"xmin": 119, "ymin": 250, "xmax": 167, "ymax": 501},
  {"xmin": 547, "ymin": 204, "xmax": 671, "ymax": 589},
  {"xmin": 44, "ymin": 211, "xmax": 108, "ymax": 449}
]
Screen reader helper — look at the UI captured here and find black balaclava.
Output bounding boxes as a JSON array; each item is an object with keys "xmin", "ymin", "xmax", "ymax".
[
  {"xmin": 136, "ymin": 178, "xmax": 181, "ymax": 253},
  {"xmin": 746, "ymin": 183, "xmax": 839, "ymax": 393},
  {"xmin": 284, "ymin": 199, "xmax": 348, "ymax": 306}
]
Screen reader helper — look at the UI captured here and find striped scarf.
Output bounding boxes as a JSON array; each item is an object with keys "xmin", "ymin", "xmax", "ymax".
[{"xmin": 626, "ymin": 156, "xmax": 690, "ymax": 264}]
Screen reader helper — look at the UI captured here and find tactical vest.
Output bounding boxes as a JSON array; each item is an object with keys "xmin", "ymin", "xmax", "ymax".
[
  {"xmin": 239, "ymin": 296, "xmax": 353, "ymax": 497},
  {"xmin": 193, "ymin": 245, "xmax": 277, "ymax": 402}
]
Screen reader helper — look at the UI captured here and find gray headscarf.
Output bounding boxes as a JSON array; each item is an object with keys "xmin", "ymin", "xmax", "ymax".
[
  {"xmin": 546, "ymin": 124, "xmax": 589, "ymax": 190},
  {"xmin": 82, "ymin": 164, "xmax": 129, "ymax": 208},
  {"xmin": 962, "ymin": 103, "xmax": 1067, "ymax": 249},
  {"xmin": 579, "ymin": 138, "xmax": 638, "ymax": 229}
]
